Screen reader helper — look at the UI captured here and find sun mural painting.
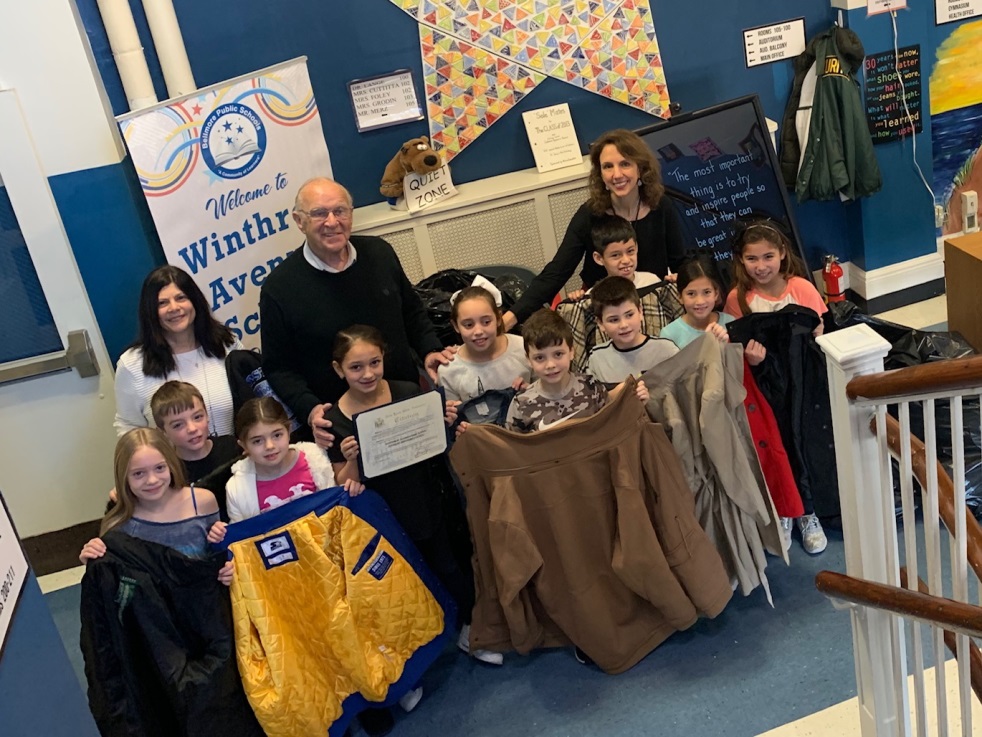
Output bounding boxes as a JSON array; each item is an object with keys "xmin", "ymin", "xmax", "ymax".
[{"xmin": 931, "ymin": 19, "xmax": 982, "ymax": 234}]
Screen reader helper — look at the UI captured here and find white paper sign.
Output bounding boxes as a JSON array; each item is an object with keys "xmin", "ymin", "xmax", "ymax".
[
  {"xmin": 0, "ymin": 492, "xmax": 29, "ymax": 655},
  {"xmin": 354, "ymin": 391, "xmax": 447, "ymax": 478},
  {"xmin": 404, "ymin": 165, "xmax": 457, "ymax": 213},
  {"xmin": 869, "ymin": 0, "xmax": 907, "ymax": 14},
  {"xmin": 743, "ymin": 19, "xmax": 806, "ymax": 68},
  {"xmin": 522, "ymin": 103, "xmax": 582, "ymax": 173},
  {"xmin": 936, "ymin": 0, "xmax": 982, "ymax": 23},
  {"xmin": 348, "ymin": 70, "xmax": 423, "ymax": 132}
]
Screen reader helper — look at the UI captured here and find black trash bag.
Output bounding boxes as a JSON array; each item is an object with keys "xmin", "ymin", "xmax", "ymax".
[
  {"xmin": 825, "ymin": 300, "xmax": 982, "ymax": 515},
  {"xmin": 415, "ymin": 268, "xmax": 527, "ymax": 345},
  {"xmin": 824, "ymin": 300, "xmax": 975, "ymax": 369}
]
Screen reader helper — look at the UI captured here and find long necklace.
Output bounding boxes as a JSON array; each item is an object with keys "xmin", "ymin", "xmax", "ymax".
[
  {"xmin": 175, "ymin": 347, "xmax": 217, "ymax": 437},
  {"xmin": 613, "ymin": 189, "xmax": 642, "ymax": 222}
]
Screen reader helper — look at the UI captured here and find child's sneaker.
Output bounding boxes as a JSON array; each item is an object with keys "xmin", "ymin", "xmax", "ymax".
[
  {"xmin": 797, "ymin": 514, "xmax": 827, "ymax": 554},
  {"xmin": 398, "ymin": 686, "xmax": 423, "ymax": 712},
  {"xmin": 457, "ymin": 624, "xmax": 504, "ymax": 665},
  {"xmin": 779, "ymin": 517, "xmax": 793, "ymax": 552}
]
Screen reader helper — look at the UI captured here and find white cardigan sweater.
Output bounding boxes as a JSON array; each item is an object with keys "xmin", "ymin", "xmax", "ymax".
[{"xmin": 225, "ymin": 442, "xmax": 337, "ymax": 523}]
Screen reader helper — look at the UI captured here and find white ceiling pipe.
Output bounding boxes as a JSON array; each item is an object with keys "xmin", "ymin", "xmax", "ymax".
[
  {"xmin": 141, "ymin": 0, "xmax": 195, "ymax": 99},
  {"xmin": 95, "ymin": 0, "xmax": 158, "ymax": 110}
]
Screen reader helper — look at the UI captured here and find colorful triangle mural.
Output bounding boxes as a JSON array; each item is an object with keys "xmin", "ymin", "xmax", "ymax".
[
  {"xmin": 420, "ymin": 25, "xmax": 545, "ymax": 160},
  {"xmin": 394, "ymin": 0, "xmax": 671, "ymax": 157}
]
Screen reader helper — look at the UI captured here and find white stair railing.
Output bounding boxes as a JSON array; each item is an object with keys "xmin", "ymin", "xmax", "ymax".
[{"xmin": 818, "ymin": 324, "xmax": 982, "ymax": 737}]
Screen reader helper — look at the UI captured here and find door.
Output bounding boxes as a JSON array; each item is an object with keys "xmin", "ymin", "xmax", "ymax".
[{"xmin": 0, "ymin": 88, "xmax": 117, "ymax": 538}]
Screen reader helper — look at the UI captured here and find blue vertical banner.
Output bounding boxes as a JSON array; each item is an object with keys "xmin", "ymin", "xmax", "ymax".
[{"xmin": 118, "ymin": 58, "xmax": 332, "ymax": 348}]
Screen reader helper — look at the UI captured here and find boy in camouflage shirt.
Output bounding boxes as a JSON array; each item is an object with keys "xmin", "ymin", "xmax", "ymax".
[{"xmin": 505, "ymin": 308, "xmax": 649, "ymax": 433}]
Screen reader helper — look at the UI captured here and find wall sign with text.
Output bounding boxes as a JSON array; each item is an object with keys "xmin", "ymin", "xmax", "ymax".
[
  {"xmin": 348, "ymin": 70, "xmax": 424, "ymax": 133},
  {"xmin": 742, "ymin": 18, "xmax": 806, "ymax": 68},
  {"xmin": 864, "ymin": 45, "xmax": 922, "ymax": 143},
  {"xmin": 936, "ymin": 0, "xmax": 982, "ymax": 23},
  {"xmin": 0, "ymin": 490, "xmax": 29, "ymax": 658}
]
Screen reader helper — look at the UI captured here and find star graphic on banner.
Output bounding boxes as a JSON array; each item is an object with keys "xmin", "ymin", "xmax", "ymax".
[
  {"xmin": 203, "ymin": 168, "xmax": 225, "ymax": 185},
  {"xmin": 192, "ymin": 103, "xmax": 202, "ymax": 115},
  {"xmin": 223, "ymin": 121, "xmax": 233, "ymax": 131},
  {"xmin": 225, "ymin": 136, "xmax": 234, "ymax": 145},
  {"xmin": 237, "ymin": 125, "xmax": 244, "ymax": 133}
]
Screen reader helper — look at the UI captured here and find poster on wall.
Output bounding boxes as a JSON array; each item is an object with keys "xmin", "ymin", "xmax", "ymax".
[
  {"xmin": 865, "ymin": 45, "xmax": 922, "ymax": 143},
  {"xmin": 936, "ymin": 0, "xmax": 982, "ymax": 24},
  {"xmin": 0, "ymin": 490, "xmax": 29, "ymax": 658},
  {"xmin": 118, "ymin": 58, "xmax": 332, "ymax": 349}
]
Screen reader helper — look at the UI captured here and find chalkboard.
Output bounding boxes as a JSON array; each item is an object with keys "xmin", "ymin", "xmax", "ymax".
[
  {"xmin": 636, "ymin": 95, "xmax": 809, "ymax": 279},
  {"xmin": 864, "ymin": 45, "xmax": 922, "ymax": 144}
]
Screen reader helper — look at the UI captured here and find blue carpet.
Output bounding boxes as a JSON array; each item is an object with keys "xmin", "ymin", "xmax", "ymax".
[{"xmin": 48, "ymin": 531, "xmax": 856, "ymax": 737}]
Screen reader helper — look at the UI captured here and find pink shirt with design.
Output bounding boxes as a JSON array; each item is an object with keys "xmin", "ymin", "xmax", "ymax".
[
  {"xmin": 723, "ymin": 276, "xmax": 827, "ymax": 318},
  {"xmin": 256, "ymin": 450, "xmax": 317, "ymax": 512}
]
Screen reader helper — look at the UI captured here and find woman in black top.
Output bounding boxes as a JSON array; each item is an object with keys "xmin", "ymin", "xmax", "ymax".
[{"xmin": 504, "ymin": 129, "xmax": 687, "ymax": 328}]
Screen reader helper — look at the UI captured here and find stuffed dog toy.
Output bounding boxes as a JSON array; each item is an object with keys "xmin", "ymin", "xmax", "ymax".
[{"xmin": 380, "ymin": 136, "xmax": 443, "ymax": 206}]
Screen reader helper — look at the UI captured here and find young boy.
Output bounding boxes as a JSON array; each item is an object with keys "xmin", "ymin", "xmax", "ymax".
[
  {"xmin": 587, "ymin": 276, "xmax": 679, "ymax": 384},
  {"xmin": 506, "ymin": 308, "xmax": 648, "ymax": 433},
  {"xmin": 590, "ymin": 215, "xmax": 661, "ymax": 290},
  {"xmin": 150, "ymin": 381, "xmax": 241, "ymax": 481}
]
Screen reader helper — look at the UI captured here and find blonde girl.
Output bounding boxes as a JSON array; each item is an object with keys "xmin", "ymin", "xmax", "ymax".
[
  {"xmin": 438, "ymin": 285, "xmax": 531, "ymax": 403},
  {"xmin": 79, "ymin": 428, "xmax": 232, "ymax": 584}
]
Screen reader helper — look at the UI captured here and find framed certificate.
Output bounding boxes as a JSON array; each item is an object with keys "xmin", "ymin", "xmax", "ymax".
[
  {"xmin": 353, "ymin": 389, "xmax": 447, "ymax": 479},
  {"xmin": 347, "ymin": 70, "xmax": 424, "ymax": 133}
]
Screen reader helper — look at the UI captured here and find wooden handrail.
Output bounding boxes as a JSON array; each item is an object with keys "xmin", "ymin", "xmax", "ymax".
[
  {"xmin": 847, "ymin": 355, "xmax": 982, "ymax": 401},
  {"xmin": 900, "ymin": 568, "xmax": 982, "ymax": 702},
  {"xmin": 815, "ymin": 570, "xmax": 982, "ymax": 639},
  {"xmin": 875, "ymin": 414, "xmax": 982, "ymax": 582}
]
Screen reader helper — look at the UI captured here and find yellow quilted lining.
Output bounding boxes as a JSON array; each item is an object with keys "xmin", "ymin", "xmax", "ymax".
[{"xmin": 229, "ymin": 507, "xmax": 444, "ymax": 737}]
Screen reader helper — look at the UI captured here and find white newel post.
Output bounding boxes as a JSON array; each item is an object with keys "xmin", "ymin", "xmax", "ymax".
[{"xmin": 818, "ymin": 325, "xmax": 910, "ymax": 737}]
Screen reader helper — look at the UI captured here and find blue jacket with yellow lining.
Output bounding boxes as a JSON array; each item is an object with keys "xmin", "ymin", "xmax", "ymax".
[{"xmin": 219, "ymin": 488, "xmax": 455, "ymax": 737}]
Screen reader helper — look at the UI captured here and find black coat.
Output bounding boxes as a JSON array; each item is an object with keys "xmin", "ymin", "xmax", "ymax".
[
  {"xmin": 79, "ymin": 531, "xmax": 263, "ymax": 737},
  {"xmin": 727, "ymin": 306, "xmax": 841, "ymax": 519}
]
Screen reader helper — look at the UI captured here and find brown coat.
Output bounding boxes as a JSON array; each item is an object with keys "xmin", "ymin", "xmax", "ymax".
[{"xmin": 449, "ymin": 380, "xmax": 732, "ymax": 674}]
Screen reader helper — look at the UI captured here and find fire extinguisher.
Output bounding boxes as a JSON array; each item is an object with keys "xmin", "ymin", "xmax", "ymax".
[{"xmin": 823, "ymin": 254, "xmax": 845, "ymax": 303}]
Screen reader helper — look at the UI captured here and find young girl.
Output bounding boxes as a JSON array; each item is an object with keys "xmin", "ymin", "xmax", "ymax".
[
  {"xmin": 326, "ymin": 325, "xmax": 501, "ymax": 666},
  {"xmin": 438, "ymin": 285, "xmax": 531, "ymax": 403},
  {"xmin": 79, "ymin": 428, "xmax": 232, "ymax": 585},
  {"xmin": 723, "ymin": 221, "xmax": 828, "ymax": 553},
  {"xmin": 660, "ymin": 256, "xmax": 735, "ymax": 350},
  {"xmin": 723, "ymin": 221, "xmax": 827, "ymax": 335},
  {"xmin": 225, "ymin": 397, "xmax": 361, "ymax": 523}
]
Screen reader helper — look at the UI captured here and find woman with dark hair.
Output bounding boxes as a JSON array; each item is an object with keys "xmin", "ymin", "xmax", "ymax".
[
  {"xmin": 504, "ymin": 129, "xmax": 687, "ymax": 329},
  {"xmin": 114, "ymin": 265, "xmax": 242, "ymax": 436}
]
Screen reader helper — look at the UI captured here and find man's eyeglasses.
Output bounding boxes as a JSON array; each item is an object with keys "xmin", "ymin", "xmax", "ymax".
[{"xmin": 297, "ymin": 206, "xmax": 353, "ymax": 222}]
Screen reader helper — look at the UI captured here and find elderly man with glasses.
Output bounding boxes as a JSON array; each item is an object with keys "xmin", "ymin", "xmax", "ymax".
[{"xmin": 259, "ymin": 177, "xmax": 453, "ymax": 448}]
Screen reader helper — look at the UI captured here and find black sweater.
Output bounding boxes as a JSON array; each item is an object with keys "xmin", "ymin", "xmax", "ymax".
[
  {"xmin": 511, "ymin": 197, "xmax": 687, "ymax": 322},
  {"xmin": 259, "ymin": 236, "xmax": 443, "ymax": 424}
]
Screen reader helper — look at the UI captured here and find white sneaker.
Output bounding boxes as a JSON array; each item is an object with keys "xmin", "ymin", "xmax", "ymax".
[
  {"xmin": 398, "ymin": 686, "xmax": 423, "ymax": 712},
  {"xmin": 797, "ymin": 514, "xmax": 828, "ymax": 555},
  {"xmin": 779, "ymin": 517, "xmax": 793, "ymax": 552},
  {"xmin": 457, "ymin": 624, "xmax": 504, "ymax": 666}
]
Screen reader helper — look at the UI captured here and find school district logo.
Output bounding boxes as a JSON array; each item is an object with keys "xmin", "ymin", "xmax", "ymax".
[{"xmin": 200, "ymin": 102, "xmax": 266, "ymax": 179}]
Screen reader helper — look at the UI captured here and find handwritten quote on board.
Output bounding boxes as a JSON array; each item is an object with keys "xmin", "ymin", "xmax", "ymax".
[{"xmin": 864, "ymin": 45, "xmax": 921, "ymax": 143}]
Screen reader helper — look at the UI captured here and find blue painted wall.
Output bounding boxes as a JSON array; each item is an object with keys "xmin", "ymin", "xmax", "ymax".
[
  {"xmin": 0, "ymin": 572, "xmax": 100, "ymax": 736},
  {"xmin": 64, "ymin": 1, "xmax": 973, "ymax": 359}
]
